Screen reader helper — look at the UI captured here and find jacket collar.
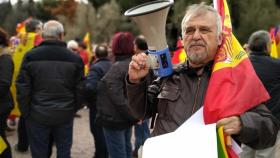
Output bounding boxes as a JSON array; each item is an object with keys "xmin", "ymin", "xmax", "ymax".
[
  {"xmin": 95, "ymin": 58, "xmax": 110, "ymax": 63},
  {"xmin": 174, "ymin": 60, "xmax": 213, "ymax": 77},
  {"xmin": 39, "ymin": 40, "xmax": 67, "ymax": 47}
]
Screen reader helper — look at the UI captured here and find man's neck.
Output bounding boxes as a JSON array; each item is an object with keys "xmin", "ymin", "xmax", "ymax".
[
  {"xmin": 187, "ymin": 60, "xmax": 213, "ymax": 76},
  {"xmin": 188, "ymin": 61, "xmax": 206, "ymax": 68}
]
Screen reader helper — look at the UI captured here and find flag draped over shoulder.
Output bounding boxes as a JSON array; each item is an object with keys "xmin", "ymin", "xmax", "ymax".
[
  {"xmin": 204, "ymin": 0, "xmax": 270, "ymax": 157},
  {"xmin": 0, "ymin": 136, "xmax": 7, "ymax": 154},
  {"xmin": 204, "ymin": 0, "xmax": 270, "ymax": 124},
  {"xmin": 270, "ymin": 27, "xmax": 279, "ymax": 58}
]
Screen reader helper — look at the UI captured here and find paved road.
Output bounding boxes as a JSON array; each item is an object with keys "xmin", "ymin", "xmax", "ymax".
[
  {"xmin": 8, "ymin": 108, "xmax": 280, "ymax": 157},
  {"xmin": 7, "ymin": 108, "xmax": 95, "ymax": 158}
]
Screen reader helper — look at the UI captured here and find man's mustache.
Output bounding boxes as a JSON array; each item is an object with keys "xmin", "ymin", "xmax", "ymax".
[{"xmin": 189, "ymin": 41, "xmax": 205, "ymax": 48}]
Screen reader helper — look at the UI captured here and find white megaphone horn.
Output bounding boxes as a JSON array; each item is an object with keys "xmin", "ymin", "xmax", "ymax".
[{"xmin": 124, "ymin": 0, "xmax": 174, "ymax": 77}]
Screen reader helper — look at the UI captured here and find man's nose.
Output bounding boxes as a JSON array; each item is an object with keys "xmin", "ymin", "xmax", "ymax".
[{"xmin": 192, "ymin": 30, "xmax": 202, "ymax": 40}]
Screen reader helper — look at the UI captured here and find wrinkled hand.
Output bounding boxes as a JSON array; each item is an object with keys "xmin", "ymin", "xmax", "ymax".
[
  {"xmin": 216, "ymin": 116, "xmax": 242, "ymax": 135},
  {"xmin": 128, "ymin": 52, "xmax": 149, "ymax": 83}
]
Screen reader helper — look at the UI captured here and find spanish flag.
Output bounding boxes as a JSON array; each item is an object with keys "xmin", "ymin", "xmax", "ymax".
[
  {"xmin": 0, "ymin": 136, "xmax": 7, "ymax": 154},
  {"xmin": 83, "ymin": 32, "xmax": 92, "ymax": 54},
  {"xmin": 83, "ymin": 32, "xmax": 92, "ymax": 74},
  {"xmin": 16, "ymin": 17, "xmax": 32, "ymax": 33},
  {"xmin": 270, "ymin": 27, "xmax": 278, "ymax": 58},
  {"xmin": 204, "ymin": 0, "xmax": 269, "ymax": 124},
  {"xmin": 204, "ymin": 0, "xmax": 270, "ymax": 156}
]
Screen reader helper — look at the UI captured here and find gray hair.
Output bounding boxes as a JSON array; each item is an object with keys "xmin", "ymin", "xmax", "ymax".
[
  {"xmin": 42, "ymin": 20, "xmax": 64, "ymax": 39},
  {"xmin": 181, "ymin": 3, "xmax": 222, "ymax": 38},
  {"xmin": 248, "ymin": 30, "xmax": 271, "ymax": 52}
]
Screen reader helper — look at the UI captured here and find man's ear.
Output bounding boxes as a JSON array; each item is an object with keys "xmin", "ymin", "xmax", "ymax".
[{"xmin": 59, "ymin": 33, "xmax": 64, "ymax": 40}]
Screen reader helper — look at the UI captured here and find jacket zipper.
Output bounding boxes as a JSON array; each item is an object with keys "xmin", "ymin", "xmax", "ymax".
[{"xmin": 191, "ymin": 77, "xmax": 201, "ymax": 114}]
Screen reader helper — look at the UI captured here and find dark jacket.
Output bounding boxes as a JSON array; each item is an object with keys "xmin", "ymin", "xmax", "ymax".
[
  {"xmin": 249, "ymin": 51, "xmax": 280, "ymax": 120},
  {"xmin": 0, "ymin": 48, "xmax": 14, "ymax": 115},
  {"xmin": 84, "ymin": 58, "xmax": 112, "ymax": 110},
  {"xmin": 127, "ymin": 61, "xmax": 279, "ymax": 150},
  {"xmin": 96, "ymin": 55, "xmax": 138, "ymax": 129},
  {"xmin": 16, "ymin": 40, "xmax": 84, "ymax": 125}
]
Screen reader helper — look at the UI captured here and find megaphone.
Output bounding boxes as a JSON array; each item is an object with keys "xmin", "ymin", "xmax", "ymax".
[{"xmin": 125, "ymin": 0, "xmax": 174, "ymax": 77}]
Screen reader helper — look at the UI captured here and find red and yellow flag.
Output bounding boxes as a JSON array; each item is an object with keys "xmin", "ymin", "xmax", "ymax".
[
  {"xmin": 171, "ymin": 38, "xmax": 187, "ymax": 64},
  {"xmin": 83, "ymin": 32, "xmax": 92, "ymax": 54},
  {"xmin": 270, "ymin": 27, "xmax": 279, "ymax": 58},
  {"xmin": 82, "ymin": 32, "xmax": 92, "ymax": 74},
  {"xmin": 204, "ymin": 0, "xmax": 270, "ymax": 157},
  {"xmin": 16, "ymin": 17, "xmax": 32, "ymax": 33},
  {"xmin": 204, "ymin": 0, "xmax": 269, "ymax": 124}
]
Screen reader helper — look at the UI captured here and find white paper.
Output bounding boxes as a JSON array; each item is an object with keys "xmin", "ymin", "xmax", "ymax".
[
  {"xmin": 142, "ymin": 107, "xmax": 218, "ymax": 158},
  {"xmin": 175, "ymin": 107, "xmax": 205, "ymax": 133}
]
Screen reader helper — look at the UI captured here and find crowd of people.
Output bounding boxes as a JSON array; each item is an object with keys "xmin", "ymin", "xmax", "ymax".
[
  {"xmin": 0, "ymin": 2, "xmax": 280, "ymax": 158},
  {"xmin": 0, "ymin": 17, "xmax": 151, "ymax": 158}
]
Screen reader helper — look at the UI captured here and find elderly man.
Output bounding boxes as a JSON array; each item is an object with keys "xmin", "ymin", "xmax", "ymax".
[
  {"xmin": 126, "ymin": 3, "xmax": 279, "ymax": 151},
  {"xmin": 16, "ymin": 20, "xmax": 84, "ymax": 158}
]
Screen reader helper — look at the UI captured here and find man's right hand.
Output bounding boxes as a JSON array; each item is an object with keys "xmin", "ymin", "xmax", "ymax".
[{"xmin": 128, "ymin": 52, "xmax": 149, "ymax": 83}]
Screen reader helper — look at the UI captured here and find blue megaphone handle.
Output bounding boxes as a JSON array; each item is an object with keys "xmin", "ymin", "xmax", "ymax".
[{"xmin": 148, "ymin": 47, "xmax": 173, "ymax": 77}]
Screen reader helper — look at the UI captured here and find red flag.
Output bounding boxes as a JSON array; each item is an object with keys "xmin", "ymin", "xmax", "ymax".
[{"xmin": 204, "ymin": 0, "xmax": 269, "ymax": 123}]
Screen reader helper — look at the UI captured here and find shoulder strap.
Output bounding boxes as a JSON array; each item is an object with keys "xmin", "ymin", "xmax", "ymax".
[{"xmin": 148, "ymin": 76, "xmax": 168, "ymax": 129}]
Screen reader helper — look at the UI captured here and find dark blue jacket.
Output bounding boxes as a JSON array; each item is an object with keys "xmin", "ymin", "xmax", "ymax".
[
  {"xmin": 84, "ymin": 58, "xmax": 112, "ymax": 110},
  {"xmin": 250, "ymin": 51, "xmax": 280, "ymax": 120}
]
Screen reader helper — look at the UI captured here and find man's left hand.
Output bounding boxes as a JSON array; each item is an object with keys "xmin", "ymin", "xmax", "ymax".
[{"xmin": 216, "ymin": 116, "xmax": 242, "ymax": 135}]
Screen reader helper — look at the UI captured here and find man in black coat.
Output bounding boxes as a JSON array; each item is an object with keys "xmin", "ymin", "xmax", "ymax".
[
  {"xmin": 240, "ymin": 30, "xmax": 280, "ymax": 158},
  {"xmin": 16, "ymin": 20, "xmax": 84, "ymax": 158}
]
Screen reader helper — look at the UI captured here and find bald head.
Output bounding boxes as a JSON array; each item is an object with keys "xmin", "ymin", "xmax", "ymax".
[{"xmin": 42, "ymin": 20, "xmax": 64, "ymax": 40}]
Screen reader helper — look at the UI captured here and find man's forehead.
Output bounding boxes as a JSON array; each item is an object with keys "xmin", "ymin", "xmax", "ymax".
[{"xmin": 185, "ymin": 12, "xmax": 217, "ymax": 26}]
